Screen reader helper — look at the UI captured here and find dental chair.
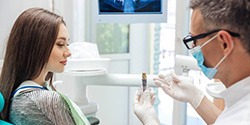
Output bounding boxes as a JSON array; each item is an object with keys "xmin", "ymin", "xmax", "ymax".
[
  {"xmin": 0, "ymin": 92, "xmax": 98, "ymax": 125},
  {"xmin": 87, "ymin": 117, "xmax": 100, "ymax": 125},
  {"xmin": 0, "ymin": 93, "xmax": 12, "ymax": 125}
]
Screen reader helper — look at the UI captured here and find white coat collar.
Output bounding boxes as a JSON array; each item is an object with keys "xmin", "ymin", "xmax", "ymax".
[{"xmin": 220, "ymin": 76, "xmax": 250, "ymax": 108}]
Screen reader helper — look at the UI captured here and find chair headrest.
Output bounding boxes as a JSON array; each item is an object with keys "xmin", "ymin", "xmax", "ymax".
[{"xmin": 0, "ymin": 93, "xmax": 4, "ymax": 112}]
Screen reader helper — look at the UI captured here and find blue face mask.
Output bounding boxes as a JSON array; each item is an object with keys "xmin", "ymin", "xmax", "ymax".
[{"xmin": 190, "ymin": 35, "xmax": 227, "ymax": 80}]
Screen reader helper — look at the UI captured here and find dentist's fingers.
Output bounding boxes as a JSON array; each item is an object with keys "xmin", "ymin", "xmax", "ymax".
[
  {"xmin": 158, "ymin": 73, "xmax": 166, "ymax": 79},
  {"xmin": 154, "ymin": 77, "xmax": 171, "ymax": 86},
  {"xmin": 154, "ymin": 79, "xmax": 164, "ymax": 87},
  {"xmin": 171, "ymin": 72, "xmax": 194, "ymax": 84},
  {"xmin": 141, "ymin": 89, "xmax": 151, "ymax": 106},
  {"xmin": 149, "ymin": 90, "xmax": 156, "ymax": 105},
  {"xmin": 150, "ymin": 95, "xmax": 156, "ymax": 105},
  {"xmin": 134, "ymin": 89, "xmax": 144, "ymax": 105},
  {"xmin": 171, "ymin": 72, "xmax": 181, "ymax": 83},
  {"xmin": 159, "ymin": 84, "xmax": 173, "ymax": 97},
  {"xmin": 154, "ymin": 79, "xmax": 174, "ymax": 95},
  {"xmin": 134, "ymin": 90, "xmax": 140, "ymax": 106},
  {"xmin": 137, "ymin": 88, "xmax": 153, "ymax": 105}
]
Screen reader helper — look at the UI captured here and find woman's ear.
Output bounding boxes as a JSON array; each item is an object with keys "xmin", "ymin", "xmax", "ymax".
[{"xmin": 217, "ymin": 30, "xmax": 235, "ymax": 55}]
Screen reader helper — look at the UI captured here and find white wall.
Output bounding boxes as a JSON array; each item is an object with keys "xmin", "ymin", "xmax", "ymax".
[
  {"xmin": 0, "ymin": 0, "xmax": 51, "ymax": 59},
  {"xmin": 54, "ymin": 0, "xmax": 85, "ymax": 43},
  {"xmin": 0, "ymin": 0, "xmax": 81, "ymax": 59}
]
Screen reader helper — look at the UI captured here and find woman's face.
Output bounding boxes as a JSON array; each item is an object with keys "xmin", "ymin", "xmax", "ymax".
[{"xmin": 47, "ymin": 24, "xmax": 71, "ymax": 73}]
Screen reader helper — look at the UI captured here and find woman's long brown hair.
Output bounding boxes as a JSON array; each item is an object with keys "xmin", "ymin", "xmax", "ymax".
[{"xmin": 0, "ymin": 7, "xmax": 65, "ymax": 121}]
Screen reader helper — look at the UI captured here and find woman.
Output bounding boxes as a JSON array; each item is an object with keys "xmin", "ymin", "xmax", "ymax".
[{"xmin": 0, "ymin": 8, "xmax": 90, "ymax": 125}]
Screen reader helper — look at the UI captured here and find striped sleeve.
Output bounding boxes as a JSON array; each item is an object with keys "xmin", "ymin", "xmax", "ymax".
[{"xmin": 9, "ymin": 90, "xmax": 75, "ymax": 125}]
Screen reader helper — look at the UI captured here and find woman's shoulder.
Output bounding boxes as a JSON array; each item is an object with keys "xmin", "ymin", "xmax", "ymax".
[
  {"xmin": 11, "ymin": 90, "xmax": 65, "ymax": 110},
  {"xmin": 13, "ymin": 90, "xmax": 61, "ymax": 101},
  {"xmin": 10, "ymin": 90, "xmax": 73, "ymax": 125},
  {"xmin": 29, "ymin": 90, "xmax": 61, "ymax": 99},
  {"xmin": 15, "ymin": 90, "xmax": 65, "ymax": 108}
]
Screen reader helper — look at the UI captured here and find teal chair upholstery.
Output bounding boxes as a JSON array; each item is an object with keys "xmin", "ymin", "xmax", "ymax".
[{"xmin": 0, "ymin": 93, "xmax": 12, "ymax": 125}]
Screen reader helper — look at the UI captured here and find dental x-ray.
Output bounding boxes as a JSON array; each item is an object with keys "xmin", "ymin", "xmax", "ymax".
[{"xmin": 99, "ymin": 0, "xmax": 161, "ymax": 14}]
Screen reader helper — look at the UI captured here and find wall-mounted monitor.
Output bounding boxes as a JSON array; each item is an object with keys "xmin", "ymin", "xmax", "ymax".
[{"xmin": 92, "ymin": 0, "xmax": 168, "ymax": 23}]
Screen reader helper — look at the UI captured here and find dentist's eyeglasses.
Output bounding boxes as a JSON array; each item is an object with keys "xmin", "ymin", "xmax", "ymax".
[{"xmin": 183, "ymin": 29, "xmax": 240, "ymax": 50}]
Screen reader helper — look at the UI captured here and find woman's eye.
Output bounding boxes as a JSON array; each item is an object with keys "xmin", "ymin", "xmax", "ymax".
[{"xmin": 57, "ymin": 43, "xmax": 64, "ymax": 47}]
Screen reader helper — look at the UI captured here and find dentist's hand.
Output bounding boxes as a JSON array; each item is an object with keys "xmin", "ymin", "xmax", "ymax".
[
  {"xmin": 133, "ymin": 88, "xmax": 160, "ymax": 125},
  {"xmin": 153, "ymin": 72, "xmax": 204, "ymax": 109}
]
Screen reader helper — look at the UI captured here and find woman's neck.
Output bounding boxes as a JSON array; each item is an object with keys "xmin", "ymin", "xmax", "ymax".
[{"xmin": 32, "ymin": 69, "xmax": 48, "ymax": 86}]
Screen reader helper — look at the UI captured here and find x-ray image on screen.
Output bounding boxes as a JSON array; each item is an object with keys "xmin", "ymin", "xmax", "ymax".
[{"xmin": 99, "ymin": 0, "xmax": 161, "ymax": 14}]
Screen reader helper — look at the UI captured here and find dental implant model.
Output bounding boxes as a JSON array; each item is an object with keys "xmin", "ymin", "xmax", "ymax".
[{"xmin": 142, "ymin": 73, "xmax": 147, "ymax": 91}]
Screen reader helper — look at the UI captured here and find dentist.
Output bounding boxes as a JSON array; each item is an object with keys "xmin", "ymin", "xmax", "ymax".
[{"xmin": 134, "ymin": 0, "xmax": 250, "ymax": 124}]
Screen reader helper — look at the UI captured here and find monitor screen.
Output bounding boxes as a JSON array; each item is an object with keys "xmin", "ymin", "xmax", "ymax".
[
  {"xmin": 92, "ymin": 0, "xmax": 168, "ymax": 23},
  {"xmin": 99, "ymin": 0, "xmax": 161, "ymax": 14}
]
